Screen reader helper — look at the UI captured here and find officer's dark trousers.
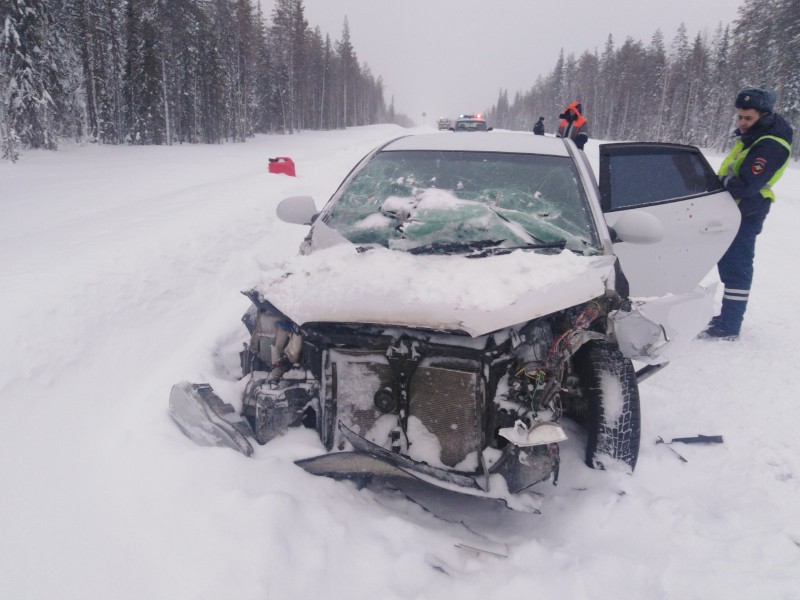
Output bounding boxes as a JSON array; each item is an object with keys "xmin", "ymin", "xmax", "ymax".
[{"xmin": 716, "ymin": 196, "xmax": 771, "ymax": 334}]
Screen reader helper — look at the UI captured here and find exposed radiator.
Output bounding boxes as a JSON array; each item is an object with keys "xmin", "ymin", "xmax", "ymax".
[
  {"xmin": 409, "ymin": 365, "xmax": 483, "ymax": 466},
  {"xmin": 326, "ymin": 349, "xmax": 484, "ymax": 467}
]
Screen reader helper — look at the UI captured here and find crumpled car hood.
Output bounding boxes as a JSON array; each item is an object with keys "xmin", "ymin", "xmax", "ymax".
[{"xmin": 253, "ymin": 245, "xmax": 616, "ymax": 337}]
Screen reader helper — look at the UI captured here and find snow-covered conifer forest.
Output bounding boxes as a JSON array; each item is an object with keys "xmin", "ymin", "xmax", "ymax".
[
  {"xmin": 1, "ymin": 0, "xmax": 798, "ymax": 159},
  {"xmin": 487, "ymin": 0, "xmax": 799, "ymax": 157},
  {"xmin": 0, "ymin": 0, "xmax": 395, "ymax": 161}
]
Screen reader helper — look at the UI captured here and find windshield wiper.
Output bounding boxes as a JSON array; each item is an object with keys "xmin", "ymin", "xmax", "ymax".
[
  {"xmin": 467, "ymin": 240, "xmax": 567, "ymax": 258},
  {"xmin": 407, "ymin": 239, "xmax": 506, "ymax": 255}
]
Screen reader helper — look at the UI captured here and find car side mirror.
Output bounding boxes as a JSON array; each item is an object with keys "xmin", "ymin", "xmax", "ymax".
[
  {"xmin": 609, "ymin": 211, "xmax": 664, "ymax": 244},
  {"xmin": 487, "ymin": 127, "xmax": 494, "ymax": 131},
  {"xmin": 276, "ymin": 195, "xmax": 318, "ymax": 225}
]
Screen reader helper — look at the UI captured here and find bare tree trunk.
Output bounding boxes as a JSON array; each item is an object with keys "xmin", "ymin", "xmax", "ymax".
[
  {"xmin": 656, "ymin": 69, "xmax": 669, "ymax": 141},
  {"xmin": 161, "ymin": 53, "xmax": 171, "ymax": 145},
  {"xmin": 193, "ymin": 77, "xmax": 200, "ymax": 142},
  {"xmin": 621, "ymin": 91, "xmax": 630, "ymax": 139},
  {"xmin": 681, "ymin": 78, "xmax": 694, "ymax": 142},
  {"xmin": 79, "ymin": 0, "xmax": 100, "ymax": 139},
  {"xmin": 319, "ymin": 69, "xmax": 325, "ymax": 128}
]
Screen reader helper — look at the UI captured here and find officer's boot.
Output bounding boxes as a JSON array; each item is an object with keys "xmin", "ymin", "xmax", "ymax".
[{"xmin": 699, "ymin": 295, "xmax": 746, "ymax": 340}]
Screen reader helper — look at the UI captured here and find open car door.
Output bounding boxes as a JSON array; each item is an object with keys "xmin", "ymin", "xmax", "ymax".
[{"xmin": 599, "ymin": 143, "xmax": 740, "ymax": 298}]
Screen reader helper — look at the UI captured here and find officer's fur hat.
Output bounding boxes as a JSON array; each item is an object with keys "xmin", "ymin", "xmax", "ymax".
[{"xmin": 735, "ymin": 87, "xmax": 776, "ymax": 113}]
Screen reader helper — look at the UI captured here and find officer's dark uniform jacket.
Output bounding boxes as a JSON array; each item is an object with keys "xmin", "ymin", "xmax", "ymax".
[
  {"xmin": 713, "ymin": 112, "xmax": 793, "ymax": 335},
  {"xmin": 719, "ymin": 112, "xmax": 793, "ymax": 214}
]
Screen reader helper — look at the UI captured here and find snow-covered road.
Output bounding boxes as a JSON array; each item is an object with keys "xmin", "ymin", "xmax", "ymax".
[{"xmin": 1, "ymin": 125, "xmax": 798, "ymax": 599}]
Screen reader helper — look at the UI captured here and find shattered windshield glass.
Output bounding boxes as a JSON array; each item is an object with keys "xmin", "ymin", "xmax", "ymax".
[{"xmin": 322, "ymin": 149, "xmax": 600, "ymax": 254}]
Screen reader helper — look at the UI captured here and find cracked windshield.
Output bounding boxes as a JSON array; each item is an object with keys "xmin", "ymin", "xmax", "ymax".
[{"xmin": 323, "ymin": 149, "xmax": 599, "ymax": 254}]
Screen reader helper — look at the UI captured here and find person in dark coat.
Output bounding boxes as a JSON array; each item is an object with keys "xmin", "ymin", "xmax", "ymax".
[
  {"xmin": 532, "ymin": 116, "xmax": 545, "ymax": 135},
  {"xmin": 699, "ymin": 86, "xmax": 794, "ymax": 340}
]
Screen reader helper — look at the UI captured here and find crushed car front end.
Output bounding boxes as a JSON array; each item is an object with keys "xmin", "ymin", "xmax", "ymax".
[{"xmin": 172, "ymin": 281, "xmax": 621, "ymax": 495}]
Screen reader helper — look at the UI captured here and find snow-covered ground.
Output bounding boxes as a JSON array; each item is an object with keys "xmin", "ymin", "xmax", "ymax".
[{"xmin": 1, "ymin": 125, "xmax": 799, "ymax": 600}]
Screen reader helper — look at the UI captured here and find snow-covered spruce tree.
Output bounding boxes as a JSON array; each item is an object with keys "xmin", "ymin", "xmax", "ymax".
[
  {"xmin": 305, "ymin": 26, "xmax": 326, "ymax": 131},
  {"xmin": 124, "ymin": 0, "xmax": 165, "ymax": 144},
  {"xmin": 706, "ymin": 24, "xmax": 739, "ymax": 152},
  {"xmin": 158, "ymin": 0, "xmax": 214, "ymax": 144},
  {"xmin": 335, "ymin": 17, "xmax": 356, "ymax": 129},
  {"xmin": 1, "ymin": 0, "xmax": 60, "ymax": 160},
  {"xmin": 268, "ymin": 0, "xmax": 308, "ymax": 134},
  {"xmin": 731, "ymin": 0, "xmax": 799, "ymax": 157},
  {"xmin": 251, "ymin": 1, "xmax": 275, "ymax": 134},
  {"xmin": 229, "ymin": 0, "xmax": 262, "ymax": 141},
  {"xmin": 772, "ymin": 0, "xmax": 800, "ymax": 157},
  {"xmin": 69, "ymin": 0, "xmax": 127, "ymax": 144}
]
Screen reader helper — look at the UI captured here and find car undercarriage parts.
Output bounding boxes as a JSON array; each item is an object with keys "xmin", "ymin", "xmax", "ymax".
[
  {"xmin": 545, "ymin": 301, "xmax": 604, "ymax": 374},
  {"xmin": 656, "ymin": 434, "xmax": 724, "ymax": 463},
  {"xmin": 634, "ymin": 362, "xmax": 668, "ymax": 383},
  {"xmin": 298, "ymin": 421, "xmax": 561, "ymax": 494},
  {"xmin": 609, "ymin": 307, "xmax": 668, "ymax": 364},
  {"xmin": 661, "ymin": 435, "xmax": 724, "ymax": 444},
  {"xmin": 498, "ymin": 420, "xmax": 567, "ymax": 447},
  {"xmin": 373, "ymin": 387, "xmax": 396, "ymax": 413},
  {"xmin": 242, "ymin": 377, "xmax": 317, "ymax": 444},
  {"xmin": 656, "ymin": 436, "xmax": 688, "ymax": 463},
  {"xmin": 169, "ymin": 382, "xmax": 254, "ymax": 456},
  {"xmin": 240, "ymin": 293, "xmax": 303, "ymax": 377},
  {"xmin": 337, "ymin": 421, "xmax": 482, "ymax": 489},
  {"xmin": 489, "ymin": 442, "xmax": 561, "ymax": 492},
  {"xmin": 385, "ymin": 335, "xmax": 421, "ymax": 444},
  {"xmin": 610, "ymin": 284, "xmax": 718, "ymax": 365}
]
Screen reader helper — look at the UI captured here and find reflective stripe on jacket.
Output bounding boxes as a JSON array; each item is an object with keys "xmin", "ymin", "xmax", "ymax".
[{"xmin": 718, "ymin": 134, "xmax": 791, "ymax": 202}]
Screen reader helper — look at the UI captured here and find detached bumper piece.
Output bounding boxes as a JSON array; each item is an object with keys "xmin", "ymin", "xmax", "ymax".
[
  {"xmin": 295, "ymin": 421, "xmax": 559, "ymax": 495},
  {"xmin": 297, "ymin": 451, "xmax": 539, "ymax": 524},
  {"xmin": 169, "ymin": 382, "xmax": 254, "ymax": 456},
  {"xmin": 336, "ymin": 421, "xmax": 481, "ymax": 489}
]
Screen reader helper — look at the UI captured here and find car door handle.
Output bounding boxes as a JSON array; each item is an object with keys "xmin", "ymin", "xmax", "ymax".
[{"xmin": 700, "ymin": 224, "xmax": 734, "ymax": 234}]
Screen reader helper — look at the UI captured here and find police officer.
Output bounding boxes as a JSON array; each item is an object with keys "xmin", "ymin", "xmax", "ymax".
[
  {"xmin": 700, "ymin": 87, "xmax": 794, "ymax": 340},
  {"xmin": 533, "ymin": 116, "xmax": 545, "ymax": 135}
]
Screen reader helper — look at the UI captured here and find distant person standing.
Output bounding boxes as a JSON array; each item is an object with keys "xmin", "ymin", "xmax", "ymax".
[
  {"xmin": 532, "ymin": 116, "xmax": 545, "ymax": 135},
  {"xmin": 698, "ymin": 86, "xmax": 793, "ymax": 340},
  {"xmin": 557, "ymin": 101, "xmax": 588, "ymax": 150}
]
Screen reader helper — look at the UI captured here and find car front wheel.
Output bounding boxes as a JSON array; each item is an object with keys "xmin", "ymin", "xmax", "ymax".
[{"xmin": 574, "ymin": 340, "xmax": 641, "ymax": 471}]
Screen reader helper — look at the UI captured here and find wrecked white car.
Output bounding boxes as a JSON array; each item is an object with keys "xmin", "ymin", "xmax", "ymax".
[{"xmin": 170, "ymin": 133, "xmax": 739, "ymax": 499}]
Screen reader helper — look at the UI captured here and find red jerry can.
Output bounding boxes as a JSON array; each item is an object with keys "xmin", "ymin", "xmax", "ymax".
[{"xmin": 268, "ymin": 156, "xmax": 296, "ymax": 176}]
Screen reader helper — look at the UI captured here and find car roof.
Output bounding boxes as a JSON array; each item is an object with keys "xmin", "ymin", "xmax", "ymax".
[{"xmin": 381, "ymin": 131, "xmax": 571, "ymax": 156}]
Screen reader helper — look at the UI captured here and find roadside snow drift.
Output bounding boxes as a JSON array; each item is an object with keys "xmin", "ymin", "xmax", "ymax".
[{"xmin": 1, "ymin": 125, "xmax": 799, "ymax": 600}]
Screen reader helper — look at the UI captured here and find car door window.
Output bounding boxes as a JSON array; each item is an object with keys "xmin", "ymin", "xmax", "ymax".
[{"xmin": 599, "ymin": 143, "xmax": 724, "ymax": 212}]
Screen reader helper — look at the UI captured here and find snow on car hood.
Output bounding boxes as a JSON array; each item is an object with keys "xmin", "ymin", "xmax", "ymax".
[{"xmin": 253, "ymin": 245, "xmax": 616, "ymax": 337}]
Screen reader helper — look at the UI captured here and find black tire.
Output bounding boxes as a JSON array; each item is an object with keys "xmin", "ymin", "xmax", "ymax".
[{"xmin": 574, "ymin": 340, "xmax": 641, "ymax": 471}]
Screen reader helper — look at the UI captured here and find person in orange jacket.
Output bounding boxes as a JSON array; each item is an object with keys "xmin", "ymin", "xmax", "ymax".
[{"xmin": 557, "ymin": 101, "xmax": 589, "ymax": 150}]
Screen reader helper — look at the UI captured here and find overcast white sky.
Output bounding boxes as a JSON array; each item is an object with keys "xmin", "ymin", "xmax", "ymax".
[{"xmin": 263, "ymin": 0, "xmax": 745, "ymax": 126}]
